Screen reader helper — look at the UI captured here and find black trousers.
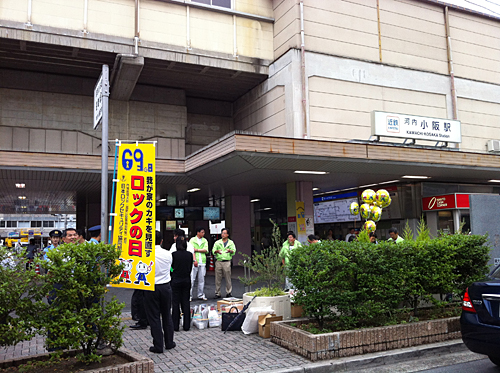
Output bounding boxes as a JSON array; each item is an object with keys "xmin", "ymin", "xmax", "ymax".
[
  {"xmin": 131, "ymin": 289, "xmax": 148, "ymax": 326},
  {"xmin": 171, "ymin": 278, "xmax": 191, "ymax": 331},
  {"xmin": 144, "ymin": 282, "xmax": 175, "ymax": 352}
]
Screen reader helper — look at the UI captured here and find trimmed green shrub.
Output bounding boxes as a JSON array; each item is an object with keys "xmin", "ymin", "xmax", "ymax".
[
  {"xmin": 42, "ymin": 242, "xmax": 124, "ymax": 363},
  {"xmin": 288, "ymin": 232, "xmax": 489, "ymax": 330}
]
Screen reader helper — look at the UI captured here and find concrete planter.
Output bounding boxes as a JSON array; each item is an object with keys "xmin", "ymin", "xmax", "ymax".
[
  {"xmin": 243, "ymin": 292, "xmax": 292, "ymax": 320},
  {"xmin": 0, "ymin": 348, "xmax": 154, "ymax": 372},
  {"xmin": 271, "ymin": 316, "xmax": 461, "ymax": 361}
]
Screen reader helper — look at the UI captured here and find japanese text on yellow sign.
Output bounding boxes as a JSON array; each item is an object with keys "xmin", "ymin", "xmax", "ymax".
[
  {"xmin": 112, "ymin": 143, "xmax": 156, "ymax": 291},
  {"xmin": 296, "ymin": 201, "xmax": 306, "ymax": 242}
]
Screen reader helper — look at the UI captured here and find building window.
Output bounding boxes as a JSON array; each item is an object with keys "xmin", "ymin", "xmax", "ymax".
[
  {"xmin": 18, "ymin": 221, "xmax": 30, "ymax": 228},
  {"xmin": 6, "ymin": 221, "xmax": 17, "ymax": 228},
  {"xmin": 0, "ymin": 221, "xmax": 5, "ymax": 227},
  {"xmin": 43, "ymin": 221, "xmax": 55, "ymax": 228},
  {"xmin": 31, "ymin": 221, "xmax": 42, "ymax": 227},
  {"xmin": 191, "ymin": 0, "xmax": 231, "ymax": 9}
]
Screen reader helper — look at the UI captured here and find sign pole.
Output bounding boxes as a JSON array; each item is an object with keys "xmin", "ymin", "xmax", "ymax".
[{"xmin": 100, "ymin": 65, "xmax": 110, "ymax": 244}]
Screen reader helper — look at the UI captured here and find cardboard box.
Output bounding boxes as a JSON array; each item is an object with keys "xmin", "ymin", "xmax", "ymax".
[
  {"xmin": 217, "ymin": 300, "xmax": 243, "ymax": 312},
  {"xmin": 258, "ymin": 314, "xmax": 282, "ymax": 338},
  {"xmin": 291, "ymin": 304, "xmax": 304, "ymax": 318}
]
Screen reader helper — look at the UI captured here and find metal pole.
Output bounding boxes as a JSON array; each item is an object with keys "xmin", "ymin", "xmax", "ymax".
[{"xmin": 101, "ymin": 65, "xmax": 110, "ymax": 244}]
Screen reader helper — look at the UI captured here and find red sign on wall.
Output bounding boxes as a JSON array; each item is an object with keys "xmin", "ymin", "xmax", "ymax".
[{"xmin": 422, "ymin": 194, "xmax": 470, "ymax": 211}]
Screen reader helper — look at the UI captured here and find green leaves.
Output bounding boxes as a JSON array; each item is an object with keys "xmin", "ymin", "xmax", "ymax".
[
  {"xmin": 0, "ymin": 243, "xmax": 125, "ymax": 364},
  {"xmin": 41, "ymin": 242, "xmax": 125, "ymax": 362},
  {"xmin": 238, "ymin": 219, "xmax": 286, "ymax": 289},
  {"xmin": 0, "ymin": 247, "xmax": 49, "ymax": 348},
  {"xmin": 286, "ymin": 232, "xmax": 490, "ymax": 329}
]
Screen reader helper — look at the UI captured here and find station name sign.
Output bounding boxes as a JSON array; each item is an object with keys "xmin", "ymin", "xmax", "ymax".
[{"xmin": 372, "ymin": 111, "xmax": 461, "ymax": 143}]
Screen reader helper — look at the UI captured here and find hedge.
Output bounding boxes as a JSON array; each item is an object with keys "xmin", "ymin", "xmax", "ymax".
[{"xmin": 287, "ymin": 234, "xmax": 489, "ymax": 330}]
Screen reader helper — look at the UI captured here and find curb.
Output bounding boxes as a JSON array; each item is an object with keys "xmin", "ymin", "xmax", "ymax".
[{"xmin": 263, "ymin": 339, "xmax": 467, "ymax": 373}]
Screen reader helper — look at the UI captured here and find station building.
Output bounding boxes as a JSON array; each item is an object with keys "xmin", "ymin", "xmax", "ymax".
[{"xmin": 0, "ymin": 0, "xmax": 499, "ymax": 262}]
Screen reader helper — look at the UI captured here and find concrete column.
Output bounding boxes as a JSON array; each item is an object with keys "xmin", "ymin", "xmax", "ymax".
[
  {"xmin": 225, "ymin": 195, "xmax": 251, "ymax": 265},
  {"xmin": 426, "ymin": 211, "xmax": 438, "ymax": 238},
  {"xmin": 286, "ymin": 182, "xmax": 297, "ymax": 234},
  {"xmin": 286, "ymin": 181, "xmax": 314, "ymax": 242},
  {"xmin": 296, "ymin": 181, "xmax": 314, "ymax": 222}
]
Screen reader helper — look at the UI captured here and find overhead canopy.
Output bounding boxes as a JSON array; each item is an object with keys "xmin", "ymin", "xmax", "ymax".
[{"xmin": 1, "ymin": 134, "xmax": 499, "ymax": 213}]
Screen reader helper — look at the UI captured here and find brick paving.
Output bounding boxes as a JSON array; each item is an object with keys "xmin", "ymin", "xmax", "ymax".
[
  {"xmin": 0, "ymin": 269, "xmax": 311, "ymax": 372},
  {"xmin": 0, "ymin": 312, "xmax": 310, "ymax": 373}
]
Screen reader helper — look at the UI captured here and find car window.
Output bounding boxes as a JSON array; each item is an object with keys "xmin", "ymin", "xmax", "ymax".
[{"xmin": 491, "ymin": 265, "xmax": 500, "ymax": 279}]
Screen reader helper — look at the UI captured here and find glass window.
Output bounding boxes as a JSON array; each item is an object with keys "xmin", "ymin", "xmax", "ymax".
[
  {"xmin": 438, "ymin": 211, "xmax": 454, "ymax": 235},
  {"xmin": 43, "ymin": 221, "xmax": 55, "ymax": 228},
  {"xmin": 491, "ymin": 265, "xmax": 500, "ymax": 278},
  {"xmin": 459, "ymin": 211, "xmax": 470, "ymax": 234},
  {"xmin": 18, "ymin": 221, "xmax": 30, "ymax": 228},
  {"xmin": 191, "ymin": 0, "xmax": 231, "ymax": 8},
  {"xmin": 6, "ymin": 221, "xmax": 17, "ymax": 228},
  {"xmin": 31, "ymin": 221, "xmax": 42, "ymax": 227},
  {"xmin": 213, "ymin": 0, "xmax": 231, "ymax": 7},
  {"xmin": 0, "ymin": 221, "xmax": 5, "ymax": 227}
]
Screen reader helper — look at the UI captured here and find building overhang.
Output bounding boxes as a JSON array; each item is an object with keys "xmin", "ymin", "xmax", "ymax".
[{"xmin": 1, "ymin": 134, "xmax": 499, "ymax": 212}]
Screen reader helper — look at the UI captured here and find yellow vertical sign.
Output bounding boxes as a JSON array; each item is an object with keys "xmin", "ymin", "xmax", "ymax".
[
  {"xmin": 112, "ymin": 143, "xmax": 156, "ymax": 291},
  {"xmin": 296, "ymin": 201, "xmax": 306, "ymax": 242}
]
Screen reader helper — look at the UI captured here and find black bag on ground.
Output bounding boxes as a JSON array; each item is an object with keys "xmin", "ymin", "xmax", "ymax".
[{"xmin": 221, "ymin": 306, "xmax": 246, "ymax": 331}]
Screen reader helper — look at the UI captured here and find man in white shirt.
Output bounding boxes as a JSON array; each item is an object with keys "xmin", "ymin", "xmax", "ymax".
[
  {"xmin": 143, "ymin": 231, "xmax": 176, "ymax": 353},
  {"xmin": 345, "ymin": 228, "xmax": 355, "ymax": 242}
]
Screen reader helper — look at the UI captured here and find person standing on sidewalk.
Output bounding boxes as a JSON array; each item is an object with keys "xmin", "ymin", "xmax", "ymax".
[
  {"xmin": 280, "ymin": 231, "xmax": 302, "ymax": 290},
  {"xmin": 87, "ymin": 225, "xmax": 101, "ymax": 244},
  {"xmin": 171, "ymin": 236, "xmax": 194, "ymax": 332},
  {"xmin": 189, "ymin": 227, "xmax": 208, "ymax": 301},
  {"xmin": 213, "ymin": 228, "xmax": 236, "ymax": 298},
  {"xmin": 144, "ymin": 231, "xmax": 176, "ymax": 353}
]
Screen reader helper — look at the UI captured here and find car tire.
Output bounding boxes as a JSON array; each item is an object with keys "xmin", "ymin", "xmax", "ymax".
[{"xmin": 488, "ymin": 356, "xmax": 500, "ymax": 366}]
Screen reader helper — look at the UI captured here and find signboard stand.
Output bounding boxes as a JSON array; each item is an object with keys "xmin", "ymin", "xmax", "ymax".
[{"xmin": 94, "ymin": 65, "xmax": 110, "ymax": 243}]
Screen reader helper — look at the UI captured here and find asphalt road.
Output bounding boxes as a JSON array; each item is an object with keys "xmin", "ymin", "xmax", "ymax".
[
  {"xmin": 351, "ymin": 349, "xmax": 491, "ymax": 373},
  {"xmin": 420, "ymin": 357, "xmax": 499, "ymax": 373}
]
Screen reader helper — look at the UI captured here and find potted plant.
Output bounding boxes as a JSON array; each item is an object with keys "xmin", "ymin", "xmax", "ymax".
[{"xmin": 239, "ymin": 220, "xmax": 291, "ymax": 320}]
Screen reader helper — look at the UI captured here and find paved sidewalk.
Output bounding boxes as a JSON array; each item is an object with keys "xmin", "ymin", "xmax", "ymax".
[
  {"xmin": 0, "ymin": 314, "xmax": 472, "ymax": 373},
  {"xmin": 0, "ymin": 312, "xmax": 310, "ymax": 373},
  {"xmin": 122, "ymin": 313, "xmax": 310, "ymax": 373}
]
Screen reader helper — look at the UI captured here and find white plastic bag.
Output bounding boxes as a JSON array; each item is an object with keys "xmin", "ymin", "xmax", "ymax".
[
  {"xmin": 208, "ymin": 308, "xmax": 221, "ymax": 328},
  {"xmin": 241, "ymin": 306, "xmax": 274, "ymax": 335}
]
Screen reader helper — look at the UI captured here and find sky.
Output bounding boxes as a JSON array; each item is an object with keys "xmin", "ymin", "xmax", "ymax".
[{"xmin": 440, "ymin": 0, "xmax": 500, "ymax": 17}]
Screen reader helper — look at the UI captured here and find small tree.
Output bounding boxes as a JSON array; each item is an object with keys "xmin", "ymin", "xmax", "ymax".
[
  {"xmin": 402, "ymin": 220, "xmax": 414, "ymax": 241},
  {"xmin": 239, "ymin": 220, "xmax": 286, "ymax": 294},
  {"xmin": 416, "ymin": 216, "xmax": 431, "ymax": 241},
  {"xmin": 42, "ymin": 242, "xmax": 124, "ymax": 363},
  {"xmin": 0, "ymin": 247, "xmax": 48, "ymax": 347}
]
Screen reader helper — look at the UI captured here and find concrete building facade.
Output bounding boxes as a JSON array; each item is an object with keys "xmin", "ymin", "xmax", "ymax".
[{"xmin": 0, "ymin": 0, "xmax": 499, "ymax": 261}]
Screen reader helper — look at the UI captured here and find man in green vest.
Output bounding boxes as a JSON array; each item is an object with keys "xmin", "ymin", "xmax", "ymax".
[
  {"xmin": 212, "ymin": 228, "xmax": 236, "ymax": 298},
  {"xmin": 189, "ymin": 227, "xmax": 209, "ymax": 301},
  {"xmin": 279, "ymin": 231, "xmax": 302, "ymax": 290},
  {"xmin": 387, "ymin": 227, "xmax": 404, "ymax": 243}
]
